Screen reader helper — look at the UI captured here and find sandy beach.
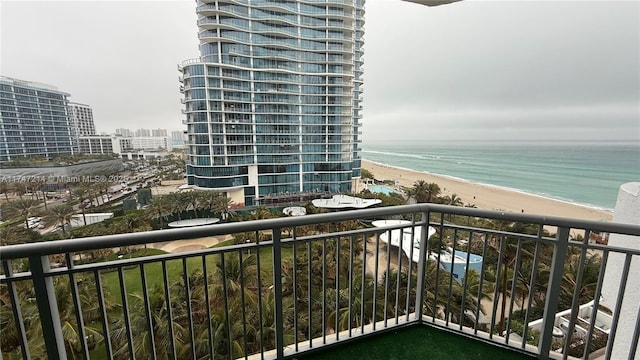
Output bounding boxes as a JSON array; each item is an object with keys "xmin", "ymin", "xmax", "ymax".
[{"xmin": 361, "ymin": 159, "xmax": 613, "ymax": 222}]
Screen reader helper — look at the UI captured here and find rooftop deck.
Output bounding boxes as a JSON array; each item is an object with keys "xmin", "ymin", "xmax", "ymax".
[{"xmin": 1, "ymin": 204, "xmax": 639, "ymax": 359}]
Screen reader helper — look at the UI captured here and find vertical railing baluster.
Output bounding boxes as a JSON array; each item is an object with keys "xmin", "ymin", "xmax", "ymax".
[
  {"xmin": 583, "ymin": 250, "xmax": 609, "ymax": 359},
  {"xmin": 255, "ymin": 230, "xmax": 265, "ymax": 358},
  {"xmin": 629, "ymin": 299, "xmax": 640, "ymax": 360},
  {"xmin": 405, "ymin": 214, "xmax": 415, "ymax": 321},
  {"xmin": 65, "ymin": 254, "xmax": 89, "ymax": 359},
  {"xmin": 272, "ymin": 227, "xmax": 285, "ymax": 359},
  {"xmin": 348, "ymin": 235, "xmax": 354, "ymax": 337},
  {"xmin": 460, "ymin": 230, "xmax": 473, "ymax": 331},
  {"xmin": 322, "ymin": 237, "xmax": 327, "ymax": 343},
  {"xmin": 307, "ymin": 238, "xmax": 313, "ymax": 348},
  {"xmin": 2, "ymin": 260, "xmax": 31, "ymax": 360},
  {"xmin": 162, "ymin": 261, "xmax": 177, "ymax": 360},
  {"xmin": 335, "ymin": 237, "xmax": 340, "ymax": 340},
  {"xmin": 490, "ymin": 235, "xmax": 505, "ymax": 339},
  {"xmin": 395, "ymin": 224, "xmax": 403, "ymax": 324},
  {"xmin": 372, "ymin": 232, "xmax": 380, "ymax": 330},
  {"xmin": 361, "ymin": 233, "xmax": 367, "ymax": 334},
  {"xmin": 202, "ymin": 256, "xmax": 214, "ymax": 360},
  {"xmin": 521, "ymin": 240, "xmax": 542, "ymax": 349},
  {"xmin": 415, "ymin": 211, "xmax": 429, "ymax": 323},
  {"xmin": 238, "ymin": 250, "xmax": 248, "ymax": 359},
  {"xmin": 220, "ymin": 253, "xmax": 232, "ymax": 359},
  {"xmin": 181, "ymin": 258, "xmax": 196, "ymax": 359},
  {"xmin": 117, "ymin": 267, "xmax": 135, "ymax": 359},
  {"xmin": 445, "ymin": 229, "xmax": 457, "ymax": 327},
  {"xmin": 383, "ymin": 228, "xmax": 391, "ymax": 327},
  {"xmin": 604, "ymin": 254, "xmax": 632, "ymax": 360},
  {"xmin": 95, "ymin": 269, "xmax": 113, "ymax": 359},
  {"xmin": 432, "ymin": 213, "xmax": 445, "ymax": 323},
  {"xmin": 292, "ymin": 229, "xmax": 299, "ymax": 351},
  {"xmin": 474, "ymin": 232, "xmax": 489, "ymax": 335},
  {"xmin": 539, "ymin": 227, "xmax": 570, "ymax": 357},
  {"xmin": 562, "ymin": 230, "xmax": 590, "ymax": 359},
  {"xmin": 506, "ymin": 238, "xmax": 524, "ymax": 344},
  {"xmin": 29, "ymin": 255, "xmax": 65, "ymax": 359},
  {"xmin": 140, "ymin": 263, "xmax": 157, "ymax": 360}
]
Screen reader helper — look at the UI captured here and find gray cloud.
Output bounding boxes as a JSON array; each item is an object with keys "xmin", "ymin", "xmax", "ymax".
[
  {"xmin": 363, "ymin": 0, "xmax": 639, "ymax": 142},
  {"xmin": 1, "ymin": 1, "xmax": 198, "ymax": 132},
  {"xmin": 1, "ymin": 0, "xmax": 638, "ymax": 142}
]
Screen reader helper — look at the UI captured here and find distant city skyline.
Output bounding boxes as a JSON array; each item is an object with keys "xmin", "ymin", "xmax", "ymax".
[{"xmin": 1, "ymin": 1, "xmax": 638, "ymax": 142}]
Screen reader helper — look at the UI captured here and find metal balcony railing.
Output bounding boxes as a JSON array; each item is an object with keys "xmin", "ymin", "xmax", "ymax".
[{"xmin": 1, "ymin": 204, "xmax": 639, "ymax": 359}]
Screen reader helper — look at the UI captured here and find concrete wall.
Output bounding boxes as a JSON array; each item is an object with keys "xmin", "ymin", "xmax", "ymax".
[
  {"xmin": 70, "ymin": 212, "xmax": 114, "ymax": 228},
  {"xmin": 601, "ymin": 182, "xmax": 640, "ymax": 357}
]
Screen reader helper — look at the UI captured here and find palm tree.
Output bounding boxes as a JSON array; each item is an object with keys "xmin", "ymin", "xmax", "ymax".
[
  {"xmin": 360, "ymin": 168, "xmax": 374, "ymax": 180},
  {"xmin": 0, "ymin": 180, "xmax": 11, "ymax": 201},
  {"xmin": 122, "ymin": 211, "xmax": 151, "ymax": 233},
  {"xmin": 146, "ymin": 195, "xmax": 171, "ymax": 229},
  {"xmin": 44, "ymin": 204, "xmax": 75, "ymax": 236},
  {"xmin": 31, "ymin": 178, "xmax": 49, "ymax": 210},
  {"xmin": 111, "ymin": 283, "xmax": 187, "ymax": 360},
  {"xmin": 89, "ymin": 182, "xmax": 104, "ymax": 207},
  {"xmin": 1, "ymin": 275, "xmax": 114, "ymax": 358},
  {"xmin": 250, "ymin": 207, "xmax": 272, "ymax": 220},
  {"xmin": 421, "ymin": 260, "xmax": 483, "ymax": 324},
  {"xmin": 183, "ymin": 191, "xmax": 201, "ymax": 218},
  {"xmin": 215, "ymin": 252, "xmax": 261, "ymax": 296},
  {"xmin": 441, "ymin": 193, "xmax": 464, "ymax": 221},
  {"xmin": 408, "ymin": 180, "xmax": 441, "ymax": 203},
  {"xmin": 197, "ymin": 190, "xmax": 223, "ymax": 218},
  {"xmin": 214, "ymin": 193, "xmax": 235, "ymax": 221},
  {"xmin": 167, "ymin": 192, "xmax": 187, "ymax": 220},
  {"xmin": 0, "ymin": 225, "xmax": 21, "ymax": 246},
  {"xmin": 6, "ymin": 198, "xmax": 41, "ymax": 229},
  {"xmin": 72, "ymin": 185, "xmax": 90, "ymax": 226},
  {"xmin": 483, "ymin": 220, "xmax": 538, "ymax": 336},
  {"xmin": 12, "ymin": 182, "xmax": 27, "ymax": 200},
  {"xmin": 443, "ymin": 193, "xmax": 464, "ymax": 207}
]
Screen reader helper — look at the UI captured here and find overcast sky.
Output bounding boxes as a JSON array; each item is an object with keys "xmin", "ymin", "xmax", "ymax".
[{"xmin": 1, "ymin": 0, "xmax": 638, "ymax": 143}]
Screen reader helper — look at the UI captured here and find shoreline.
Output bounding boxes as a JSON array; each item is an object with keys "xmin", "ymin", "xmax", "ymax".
[{"xmin": 361, "ymin": 159, "xmax": 614, "ymax": 222}]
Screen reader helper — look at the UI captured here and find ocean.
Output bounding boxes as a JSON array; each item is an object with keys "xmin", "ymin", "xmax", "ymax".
[{"xmin": 361, "ymin": 141, "xmax": 640, "ymax": 211}]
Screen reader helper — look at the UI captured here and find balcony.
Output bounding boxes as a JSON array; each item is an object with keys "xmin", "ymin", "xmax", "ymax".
[{"xmin": 1, "ymin": 204, "xmax": 639, "ymax": 359}]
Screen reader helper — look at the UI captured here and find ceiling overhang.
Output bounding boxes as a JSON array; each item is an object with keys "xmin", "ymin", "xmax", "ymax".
[{"xmin": 403, "ymin": 0, "xmax": 462, "ymax": 6}]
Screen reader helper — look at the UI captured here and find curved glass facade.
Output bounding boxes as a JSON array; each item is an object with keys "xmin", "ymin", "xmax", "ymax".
[{"xmin": 181, "ymin": 0, "xmax": 365, "ymax": 206}]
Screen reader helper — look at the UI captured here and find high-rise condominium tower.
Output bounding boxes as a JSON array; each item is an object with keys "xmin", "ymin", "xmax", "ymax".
[
  {"xmin": 68, "ymin": 102, "xmax": 96, "ymax": 137},
  {"xmin": 0, "ymin": 76, "xmax": 74, "ymax": 163},
  {"xmin": 180, "ymin": 0, "xmax": 365, "ymax": 206}
]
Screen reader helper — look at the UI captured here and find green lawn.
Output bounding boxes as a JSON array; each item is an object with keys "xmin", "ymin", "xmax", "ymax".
[
  {"xmin": 300, "ymin": 325, "xmax": 535, "ymax": 360},
  {"xmin": 99, "ymin": 241, "xmax": 293, "ymax": 301}
]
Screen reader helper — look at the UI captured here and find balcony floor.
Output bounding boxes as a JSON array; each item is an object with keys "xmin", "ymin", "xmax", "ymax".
[{"xmin": 299, "ymin": 325, "xmax": 535, "ymax": 360}]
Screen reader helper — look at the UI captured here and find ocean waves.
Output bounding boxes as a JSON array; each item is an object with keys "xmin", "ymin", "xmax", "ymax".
[{"xmin": 361, "ymin": 143, "xmax": 640, "ymax": 210}]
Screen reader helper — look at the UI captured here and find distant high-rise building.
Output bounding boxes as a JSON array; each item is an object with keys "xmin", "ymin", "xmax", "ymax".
[
  {"xmin": 0, "ymin": 76, "xmax": 74, "ymax": 163},
  {"xmin": 68, "ymin": 102, "xmax": 96, "ymax": 136},
  {"xmin": 135, "ymin": 128, "xmax": 151, "ymax": 137},
  {"xmin": 68, "ymin": 102, "xmax": 96, "ymax": 153},
  {"xmin": 152, "ymin": 128, "xmax": 168, "ymax": 137},
  {"xmin": 130, "ymin": 136, "xmax": 169, "ymax": 151},
  {"xmin": 77, "ymin": 135, "xmax": 114, "ymax": 154},
  {"xmin": 171, "ymin": 130, "xmax": 187, "ymax": 148},
  {"xmin": 115, "ymin": 128, "xmax": 133, "ymax": 137},
  {"xmin": 171, "ymin": 130, "xmax": 186, "ymax": 142},
  {"xmin": 179, "ymin": 0, "xmax": 365, "ymax": 206}
]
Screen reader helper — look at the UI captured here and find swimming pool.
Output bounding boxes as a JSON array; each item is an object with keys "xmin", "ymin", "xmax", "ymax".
[{"xmin": 367, "ymin": 185, "xmax": 399, "ymax": 195}]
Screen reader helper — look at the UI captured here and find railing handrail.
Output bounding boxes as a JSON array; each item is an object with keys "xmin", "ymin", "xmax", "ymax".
[
  {"xmin": 2, "ymin": 203, "xmax": 640, "ymax": 359},
  {"xmin": 1, "ymin": 204, "xmax": 639, "ymax": 259}
]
